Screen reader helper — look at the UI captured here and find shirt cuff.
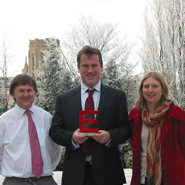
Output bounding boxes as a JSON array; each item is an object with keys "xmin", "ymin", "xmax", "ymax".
[
  {"xmin": 72, "ymin": 139, "xmax": 80, "ymax": 149},
  {"xmin": 105, "ymin": 139, "xmax": 111, "ymax": 147}
]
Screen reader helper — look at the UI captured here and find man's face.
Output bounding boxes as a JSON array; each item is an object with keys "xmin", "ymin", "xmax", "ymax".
[
  {"xmin": 11, "ymin": 84, "xmax": 36, "ymax": 110},
  {"xmin": 78, "ymin": 54, "xmax": 103, "ymax": 88}
]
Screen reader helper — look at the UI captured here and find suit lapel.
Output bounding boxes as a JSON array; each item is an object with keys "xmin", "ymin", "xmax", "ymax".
[
  {"xmin": 72, "ymin": 86, "xmax": 82, "ymax": 114},
  {"xmin": 98, "ymin": 84, "xmax": 109, "ymax": 116}
]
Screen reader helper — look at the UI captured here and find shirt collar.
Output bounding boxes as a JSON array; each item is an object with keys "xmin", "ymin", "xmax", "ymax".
[
  {"xmin": 81, "ymin": 81, "xmax": 101, "ymax": 95},
  {"xmin": 15, "ymin": 104, "xmax": 35, "ymax": 116}
]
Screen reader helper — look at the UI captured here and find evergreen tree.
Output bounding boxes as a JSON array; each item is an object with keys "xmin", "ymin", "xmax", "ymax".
[
  {"xmin": 72, "ymin": 76, "xmax": 81, "ymax": 89},
  {"xmin": 102, "ymin": 58, "xmax": 140, "ymax": 112},
  {"xmin": 121, "ymin": 61, "xmax": 141, "ymax": 112},
  {"xmin": 37, "ymin": 37, "xmax": 62, "ymax": 115},
  {"xmin": 60, "ymin": 66, "xmax": 74, "ymax": 93},
  {"xmin": 118, "ymin": 140, "xmax": 132, "ymax": 168},
  {"xmin": 102, "ymin": 59, "xmax": 123, "ymax": 90}
]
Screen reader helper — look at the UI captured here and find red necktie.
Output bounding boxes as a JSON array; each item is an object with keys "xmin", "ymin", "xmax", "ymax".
[
  {"xmin": 82, "ymin": 89, "xmax": 95, "ymax": 156},
  {"xmin": 25, "ymin": 110, "xmax": 43, "ymax": 178}
]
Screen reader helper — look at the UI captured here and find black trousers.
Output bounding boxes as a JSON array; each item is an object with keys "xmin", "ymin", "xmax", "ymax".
[
  {"xmin": 82, "ymin": 162, "xmax": 96, "ymax": 185},
  {"xmin": 82, "ymin": 162, "xmax": 123, "ymax": 185},
  {"xmin": 3, "ymin": 176, "xmax": 57, "ymax": 185}
]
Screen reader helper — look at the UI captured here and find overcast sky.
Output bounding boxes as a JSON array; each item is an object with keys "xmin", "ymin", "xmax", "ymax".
[{"xmin": 0, "ymin": 0, "xmax": 147, "ymax": 77}]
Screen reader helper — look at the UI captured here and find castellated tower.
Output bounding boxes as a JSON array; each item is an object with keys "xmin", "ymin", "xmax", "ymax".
[{"xmin": 28, "ymin": 38, "xmax": 48, "ymax": 77}]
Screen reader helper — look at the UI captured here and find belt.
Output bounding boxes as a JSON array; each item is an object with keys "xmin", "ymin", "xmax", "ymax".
[{"xmin": 7, "ymin": 176, "xmax": 51, "ymax": 185}]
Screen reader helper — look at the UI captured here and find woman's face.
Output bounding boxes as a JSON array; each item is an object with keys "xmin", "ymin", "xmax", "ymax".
[{"xmin": 142, "ymin": 77, "xmax": 163, "ymax": 108}]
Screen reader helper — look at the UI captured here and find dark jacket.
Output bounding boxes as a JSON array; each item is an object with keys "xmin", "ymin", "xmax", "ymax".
[{"xmin": 49, "ymin": 83, "xmax": 131, "ymax": 185}]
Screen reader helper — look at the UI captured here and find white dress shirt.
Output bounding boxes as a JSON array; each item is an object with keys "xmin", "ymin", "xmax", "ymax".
[
  {"xmin": 0, "ymin": 104, "xmax": 62, "ymax": 178},
  {"xmin": 81, "ymin": 81, "xmax": 101, "ymax": 111}
]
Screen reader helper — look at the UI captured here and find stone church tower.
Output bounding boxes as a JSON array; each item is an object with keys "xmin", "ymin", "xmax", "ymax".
[
  {"xmin": 28, "ymin": 38, "xmax": 48, "ymax": 77},
  {"xmin": 22, "ymin": 38, "xmax": 60, "ymax": 77}
]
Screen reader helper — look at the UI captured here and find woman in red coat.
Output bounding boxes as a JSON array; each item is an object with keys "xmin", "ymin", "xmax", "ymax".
[{"xmin": 128, "ymin": 71, "xmax": 185, "ymax": 185}]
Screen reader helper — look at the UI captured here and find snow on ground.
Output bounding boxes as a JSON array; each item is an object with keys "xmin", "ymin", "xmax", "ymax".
[{"xmin": 0, "ymin": 169, "xmax": 132, "ymax": 185}]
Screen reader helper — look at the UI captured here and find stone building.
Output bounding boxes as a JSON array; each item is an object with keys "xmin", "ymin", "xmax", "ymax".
[
  {"xmin": 0, "ymin": 38, "xmax": 60, "ymax": 113},
  {"xmin": 23, "ymin": 38, "xmax": 49, "ymax": 77},
  {"xmin": 22, "ymin": 38, "xmax": 60, "ymax": 77}
]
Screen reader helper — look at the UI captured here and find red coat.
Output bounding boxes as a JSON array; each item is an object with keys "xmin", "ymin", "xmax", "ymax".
[{"xmin": 128, "ymin": 105, "xmax": 185, "ymax": 185}]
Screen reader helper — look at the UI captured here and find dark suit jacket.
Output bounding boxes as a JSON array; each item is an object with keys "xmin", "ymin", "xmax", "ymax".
[{"xmin": 49, "ymin": 83, "xmax": 131, "ymax": 185}]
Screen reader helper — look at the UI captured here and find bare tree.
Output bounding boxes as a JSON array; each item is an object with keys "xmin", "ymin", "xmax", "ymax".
[
  {"xmin": 61, "ymin": 15, "xmax": 135, "ymax": 78},
  {"xmin": 0, "ymin": 31, "xmax": 14, "ymax": 111},
  {"xmin": 139, "ymin": 0, "xmax": 185, "ymax": 109}
]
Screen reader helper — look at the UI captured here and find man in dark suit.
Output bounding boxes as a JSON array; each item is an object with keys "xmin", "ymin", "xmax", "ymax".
[{"xmin": 49, "ymin": 45, "xmax": 131, "ymax": 185}]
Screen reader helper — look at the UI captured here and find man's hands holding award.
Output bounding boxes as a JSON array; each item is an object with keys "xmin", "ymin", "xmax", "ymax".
[{"xmin": 72, "ymin": 110, "xmax": 110, "ymax": 144}]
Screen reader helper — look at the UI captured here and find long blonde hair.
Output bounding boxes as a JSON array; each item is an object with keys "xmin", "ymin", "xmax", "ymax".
[{"xmin": 136, "ymin": 71, "xmax": 171, "ymax": 111}]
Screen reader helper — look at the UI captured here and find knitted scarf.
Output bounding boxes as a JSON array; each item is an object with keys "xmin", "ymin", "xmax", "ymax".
[{"xmin": 141, "ymin": 101, "xmax": 171, "ymax": 185}]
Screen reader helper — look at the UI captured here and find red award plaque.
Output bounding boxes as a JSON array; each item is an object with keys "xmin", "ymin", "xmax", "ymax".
[{"xmin": 79, "ymin": 110, "xmax": 99, "ymax": 136}]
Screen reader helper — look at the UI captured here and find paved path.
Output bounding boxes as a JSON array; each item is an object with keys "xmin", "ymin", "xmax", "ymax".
[{"xmin": 0, "ymin": 169, "xmax": 132, "ymax": 185}]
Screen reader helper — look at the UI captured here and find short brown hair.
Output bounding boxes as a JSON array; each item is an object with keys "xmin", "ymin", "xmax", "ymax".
[
  {"xmin": 77, "ymin": 45, "xmax": 103, "ymax": 66},
  {"xmin": 136, "ymin": 71, "xmax": 171, "ymax": 111},
  {"xmin": 10, "ymin": 74, "xmax": 38, "ymax": 95}
]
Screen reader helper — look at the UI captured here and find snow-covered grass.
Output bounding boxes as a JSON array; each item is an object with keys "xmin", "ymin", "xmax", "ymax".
[{"xmin": 0, "ymin": 169, "xmax": 132, "ymax": 185}]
